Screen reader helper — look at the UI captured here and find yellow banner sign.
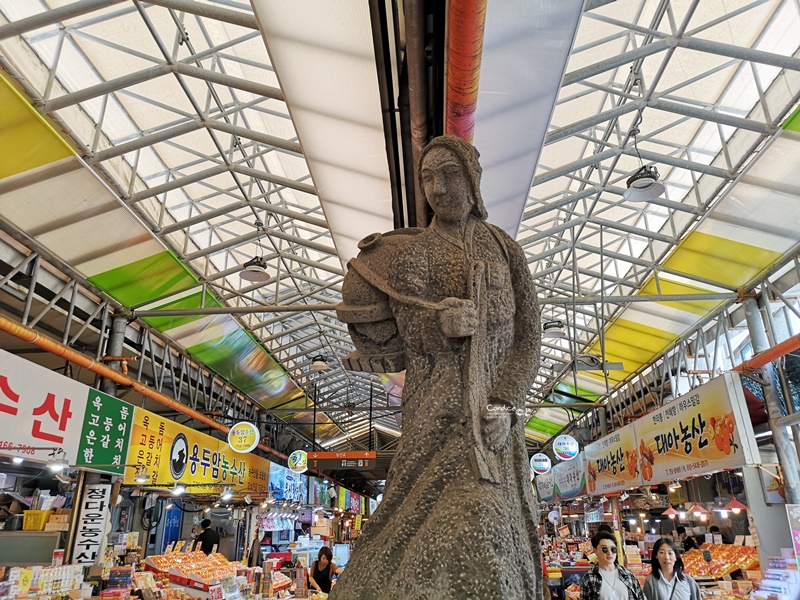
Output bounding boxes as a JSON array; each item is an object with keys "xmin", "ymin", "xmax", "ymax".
[
  {"xmin": 634, "ymin": 373, "xmax": 760, "ymax": 483},
  {"xmin": 584, "ymin": 424, "xmax": 643, "ymax": 495},
  {"xmin": 124, "ymin": 408, "xmax": 271, "ymax": 492}
]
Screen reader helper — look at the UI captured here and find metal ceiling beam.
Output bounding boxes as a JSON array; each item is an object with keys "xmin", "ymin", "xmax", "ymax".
[
  {"xmin": 128, "ymin": 162, "xmax": 316, "ymax": 204},
  {"xmin": 0, "ymin": 0, "xmax": 127, "ymax": 40},
  {"xmin": 562, "ymin": 38, "xmax": 676, "ymax": 87},
  {"xmin": 542, "ymin": 292, "xmax": 738, "ymax": 305},
  {"xmin": 680, "ymin": 37, "xmax": 800, "ymax": 72},
  {"xmin": 41, "ymin": 61, "xmax": 283, "ymax": 114},
  {"xmin": 89, "ymin": 119, "xmax": 302, "ymax": 164},
  {"xmin": 545, "ymin": 97, "xmax": 772, "ymax": 145},
  {"xmin": 183, "ymin": 227, "xmax": 335, "ymax": 261},
  {"xmin": 206, "ymin": 121, "xmax": 302, "ymax": 156},
  {"xmin": 134, "ymin": 303, "xmax": 338, "ymax": 317},
  {"xmin": 143, "ymin": 0, "xmax": 259, "ymax": 30}
]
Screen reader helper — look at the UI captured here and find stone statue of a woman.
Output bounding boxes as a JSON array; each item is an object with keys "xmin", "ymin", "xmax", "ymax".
[{"xmin": 334, "ymin": 135, "xmax": 542, "ymax": 599}]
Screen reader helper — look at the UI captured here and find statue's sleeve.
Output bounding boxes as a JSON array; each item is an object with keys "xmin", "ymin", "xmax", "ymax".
[{"xmin": 489, "ymin": 226, "xmax": 540, "ymax": 413}]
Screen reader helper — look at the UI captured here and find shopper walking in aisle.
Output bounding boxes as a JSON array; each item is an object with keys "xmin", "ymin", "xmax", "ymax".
[
  {"xmin": 643, "ymin": 538, "xmax": 701, "ymax": 600},
  {"xmin": 581, "ymin": 531, "xmax": 645, "ymax": 600}
]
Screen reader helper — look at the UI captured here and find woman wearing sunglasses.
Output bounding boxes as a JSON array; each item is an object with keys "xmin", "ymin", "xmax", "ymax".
[
  {"xmin": 580, "ymin": 531, "xmax": 645, "ymax": 600},
  {"xmin": 643, "ymin": 538, "xmax": 701, "ymax": 600}
]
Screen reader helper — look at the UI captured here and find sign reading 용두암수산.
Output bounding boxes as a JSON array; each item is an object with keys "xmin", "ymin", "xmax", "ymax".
[
  {"xmin": 634, "ymin": 372, "xmax": 760, "ymax": 483},
  {"xmin": 584, "ymin": 423, "xmax": 643, "ymax": 495},
  {"xmin": 124, "ymin": 408, "xmax": 271, "ymax": 491}
]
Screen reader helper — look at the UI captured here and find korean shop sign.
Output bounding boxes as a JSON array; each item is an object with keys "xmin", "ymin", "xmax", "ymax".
[
  {"xmin": 72, "ymin": 483, "xmax": 112, "ymax": 564},
  {"xmin": 634, "ymin": 372, "xmax": 760, "ymax": 484},
  {"xmin": 124, "ymin": 408, "xmax": 272, "ymax": 492},
  {"xmin": 584, "ymin": 423, "xmax": 643, "ymax": 496},
  {"xmin": 0, "ymin": 350, "xmax": 90, "ymax": 465},
  {"xmin": 535, "ymin": 469, "xmax": 556, "ymax": 502},
  {"xmin": 553, "ymin": 451, "xmax": 586, "ymax": 500},
  {"xmin": 228, "ymin": 421, "xmax": 260, "ymax": 453},
  {"xmin": 75, "ymin": 389, "xmax": 133, "ymax": 474}
]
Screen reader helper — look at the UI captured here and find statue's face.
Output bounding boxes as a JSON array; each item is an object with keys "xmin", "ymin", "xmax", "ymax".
[{"xmin": 421, "ymin": 146, "xmax": 474, "ymax": 224}]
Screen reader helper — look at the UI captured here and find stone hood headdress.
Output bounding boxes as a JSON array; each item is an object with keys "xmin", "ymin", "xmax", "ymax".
[{"xmin": 418, "ymin": 135, "xmax": 488, "ymax": 221}]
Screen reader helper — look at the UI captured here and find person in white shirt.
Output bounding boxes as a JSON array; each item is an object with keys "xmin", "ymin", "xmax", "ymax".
[{"xmin": 642, "ymin": 538, "xmax": 701, "ymax": 600}]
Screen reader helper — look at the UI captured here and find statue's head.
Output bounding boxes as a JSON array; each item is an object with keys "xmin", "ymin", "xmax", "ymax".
[{"xmin": 419, "ymin": 135, "xmax": 488, "ymax": 221}]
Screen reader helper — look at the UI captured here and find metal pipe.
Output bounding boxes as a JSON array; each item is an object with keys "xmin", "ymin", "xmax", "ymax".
[
  {"xmin": 542, "ymin": 293, "xmax": 738, "ymax": 305},
  {"xmin": 143, "ymin": 0, "xmax": 258, "ymax": 29},
  {"xmin": 742, "ymin": 298, "xmax": 800, "ymax": 503},
  {"xmin": 0, "ymin": 0, "xmax": 126, "ymax": 41},
  {"xmin": 0, "ymin": 315, "xmax": 287, "ymax": 460},
  {"xmin": 404, "ymin": 0, "xmax": 429, "ymax": 227},
  {"xmin": 733, "ymin": 332, "xmax": 800, "ymax": 372},
  {"xmin": 134, "ymin": 304, "xmax": 338, "ymax": 317},
  {"xmin": 444, "ymin": 0, "xmax": 487, "ymax": 142},
  {"xmin": 101, "ymin": 316, "xmax": 127, "ymax": 395}
]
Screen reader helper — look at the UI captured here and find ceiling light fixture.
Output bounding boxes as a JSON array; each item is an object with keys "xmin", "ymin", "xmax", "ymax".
[
  {"xmin": 310, "ymin": 356, "xmax": 329, "ymax": 371},
  {"xmin": 724, "ymin": 498, "xmax": 748, "ymax": 514},
  {"xmin": 542, "ymin": 320, "xmax": 567, "ymax": 339},
  {"xmin": 47, "ymin": 452, "xmax": 69, "ymax": 472},
  {"xmin": 623, "ymin": 121, "xmax": 666, "ymax": 203},
  {"xmin": 166, "ymin": 501, "xmax": 174, "ymax": 510},
  {"xmin": 240, "ymin": 220, "xmax": 271, "ymax": 282},
  {"xmin": 12, "ymin": 456, "xmax": 23, "ymax": 464},
  {"xmin": 662, "ymin": 505, "xmax": 680, "ymax": 519},
  {"xmin": 220, "ymin": 487, "xmax": 233, "ymax": 501},
  {"xmin": 172, "ymin": 484, "xmax": 186, "ymax": 496},
  {"xmin": 690, "ymin": 502, "xmax": 709, "ymax": 517}
]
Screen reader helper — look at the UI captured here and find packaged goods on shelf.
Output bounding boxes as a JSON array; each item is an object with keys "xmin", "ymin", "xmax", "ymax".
[
  {"xmin": 2, "ymin": 565, "xmax": 84, "ymax": 598},
  {"xmin": 682, "ymin": 544, "xmax": 759, "ymax": 579},
  {"xmin": 144, "ymin": 552, "xmax": 247, "ymax": 590}
]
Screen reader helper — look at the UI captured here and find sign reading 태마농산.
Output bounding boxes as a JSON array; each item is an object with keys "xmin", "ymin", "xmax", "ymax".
[
  {"xmin": 634, "ymin": 372, "xmax": 760, "ymax": 483},
  {"xmin": 228, "ymin": 422, "xmax": 260, "ymax": 453},
  {"xmin": 584, "ymin": 423, "xmax": 643, "ymax": 495},
  {"xmin": 72, "ymin": 483, "xmax": 112, "ymax": 564}
]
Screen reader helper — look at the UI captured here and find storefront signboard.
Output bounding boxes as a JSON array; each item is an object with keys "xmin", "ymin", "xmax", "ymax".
[
  {"xmin": 350, "ymin": 492, "xmax": 361, "ymax": 514},
  {"xmin": 585, "ymin": 506, "xmax": 604, "ymax": 523},
  {"xmin": 0, "ymin": 350, "xmax": 92, "ymax": 465},
  {"xmin": 553, "ymin": 434, "xmax": 579, "ymax": 461},
  {"xmin": 338, "ymin": 487, "xmax": 347, "ymax": 511},
  {"xmin": 75, "ymin": 389, "xmax": 133, "ymax": 474},
  {"xmin": 584, "ymin": 423, "xmax": 642, "ymax": 496},
  {"xmin": 288, "ymin": 450, "xmax": 308, "ymax": 474},
  {"xmin": 268, "ymin": 463, "xmax": 308, "ymax": 503},
  {"xmin": 785, "ymin": 504, "xmax": 800, "ymax": 570},
  {"xmin": 535, "ymin": 470, "xmax": 556, "ymax": 502},
  {"xmin": 227, "ymin": 422, "xmax": 260, "ymax": 453},
  {"xmin": 553, "ymin": 451, "xmax": 586, "ymax": 499},
  {"xmin": 124, "ymin": 409, "xmax": 271, "ymax": 491},
  {"xmin": 530, "ymin": 452, "xmax": 552, "ymax": 475},
  {"xmin": 634, "ymin": 373, "xmax": 760, "ymax": 484},
  {"xmin": 162, "ymin": 503, "xmax": 182, "ymax": 551},
  {"xmin": 72, "ymin": 483, "xmax": 112, "ymax": 564}
]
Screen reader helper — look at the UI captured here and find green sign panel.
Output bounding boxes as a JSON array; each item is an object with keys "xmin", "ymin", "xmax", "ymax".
[{"xmin": 75, "ymin": 389, "xmax": 133, "ymax": 474}]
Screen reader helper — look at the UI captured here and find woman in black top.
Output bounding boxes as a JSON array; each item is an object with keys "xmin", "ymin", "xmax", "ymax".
[{"xmin": 309, "ymin": 546, "xmax": 342, "ymax": 594}]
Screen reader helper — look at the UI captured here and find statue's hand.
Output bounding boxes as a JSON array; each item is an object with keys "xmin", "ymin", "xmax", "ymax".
[
  {"xmin": 481, "ymin": 404, "xmax": 513, "ymax": 451},
  {"xmin": 437, "ymin": 297, "xmax": 477, "ymax": 338}
]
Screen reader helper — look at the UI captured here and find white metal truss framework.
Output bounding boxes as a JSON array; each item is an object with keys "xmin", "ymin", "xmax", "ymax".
[{"xmin": 0, "ymin": 0, "xmax": 799, "ymax": 452}]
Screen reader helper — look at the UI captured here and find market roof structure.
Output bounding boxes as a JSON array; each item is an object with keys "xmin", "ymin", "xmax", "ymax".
[{"xmin": 0, "ymin": 0, "xmax": 799, "ymax": 461}]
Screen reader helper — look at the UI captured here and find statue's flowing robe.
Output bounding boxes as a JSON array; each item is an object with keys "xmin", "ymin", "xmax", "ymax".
[{"xmin": 331, "ymin": 216, "xmax": 542, "ymax": 599}]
